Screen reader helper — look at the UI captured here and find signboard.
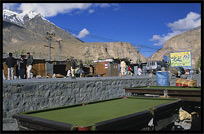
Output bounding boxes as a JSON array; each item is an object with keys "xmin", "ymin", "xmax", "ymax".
[
  {"xmin": 105, "ymin": 62, "xmax": 108, "ymax": 69},
  {"xmin": 170, "ymin": 51, "xmax": 192, "ymax": 67},
  {"xmin": 169, "ymin": 50, "xmax": 192, "ymax": 80}
]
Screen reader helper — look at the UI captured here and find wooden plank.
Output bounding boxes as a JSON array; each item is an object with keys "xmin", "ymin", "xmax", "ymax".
[
  {"xmin": 125, "ymin": 88, "xmax": 201, "ymax": 102},
  {"xmin": 111, "ymin": 63, "xmax": 119, "ymax": 76},
  {"xmin": 125, "ymin": 88, "xmax": 201, "ymax": 96},
  {"xmin": 32, "ymin": 61, "xmax": 46, "ymax": 76},
  {"xmin": 95, "ymin": 62, "xmax": 108, "ymax": 77}
]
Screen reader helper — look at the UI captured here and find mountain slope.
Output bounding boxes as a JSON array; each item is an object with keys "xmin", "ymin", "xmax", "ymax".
[
  {"xmin": 148, "ymin": 26, "xmax": 201, "ymax": 68},
  {"xmin": 3, "ymin": 9, "xmax": 83, "ymax": 44},
  {"xmin": 3, "ymin": 9, "xmax": 146, "ymax": 63}
]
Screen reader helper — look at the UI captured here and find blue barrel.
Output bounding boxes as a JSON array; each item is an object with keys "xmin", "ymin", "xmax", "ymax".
[{"xmin": 156, "ymin": 71, "xmax": 169, "ymax": 86}]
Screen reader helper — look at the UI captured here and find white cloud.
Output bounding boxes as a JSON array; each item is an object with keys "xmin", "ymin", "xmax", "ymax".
[
  {"xmin": 168, "ymin": 12, "xmax": 201, "ymax": 32},
  {"xmin": 94, "ymin": 3, "xmax": 119, "ymax": 10},
  {"xmin": 150, "ymin": 12, "xmax": 201, "ymax": 46},
  {"xmin": 94, "ymin": 3, "xmax": 111, "ymax": 8},
  {"xmin": 19, "ymin": 3, "xmax": 92, "ymax": 17},
  {"xmin": 3, "ymin": 3, "xmax": 15, "ymax": 9},
  {"xmin": 89, "ymin": 9, "xmax": 94, "ymax": 14},
  {"xmin": 3, "ymin": 3, "xmax": 20, "ymax": 12},
  {"xmin": 150, "ymin": 31, "xmax": 182, "ymax": 46},
  {"xmin": 77, "ymin": 28, "xmax": 90, "ymax": 38},
  {"xmin": 3, "ymin": 3, "xmax": 120, "ymax": 17}
]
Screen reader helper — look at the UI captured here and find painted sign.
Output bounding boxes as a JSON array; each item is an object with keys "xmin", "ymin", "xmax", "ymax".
[
  {"xmin": 170, "ymin": 51, "xmax": 191, "ymax": 67},
  {"xmin": 105, "ymin": 62, "xmax": 108, "ymax": 69}
]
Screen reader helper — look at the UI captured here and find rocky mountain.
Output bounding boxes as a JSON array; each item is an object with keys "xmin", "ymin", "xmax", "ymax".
[
  {"xmin": 3, "ymin": 9, "xmax": 39, "ymax": 26},
  {"xmin": 3, "ymin": 9, "xmax": 82, "ymax": 45},
  {"xmin": 148, "ymin": 26, "xmax": 201, "ymax": 68},
  {"xmin": 3, "ymin": 9, "xmax": 146, "ymax": 63}
]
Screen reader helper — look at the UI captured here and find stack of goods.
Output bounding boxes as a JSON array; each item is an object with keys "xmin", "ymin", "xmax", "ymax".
[{"xmin": 176, "ymin": 78, "xmax": 197, "ymax": 87}]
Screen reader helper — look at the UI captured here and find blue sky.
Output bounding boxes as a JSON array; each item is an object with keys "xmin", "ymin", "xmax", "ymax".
[{"xmin": 3, "ymin": 3, "xmax": 201, "ymax": 58}]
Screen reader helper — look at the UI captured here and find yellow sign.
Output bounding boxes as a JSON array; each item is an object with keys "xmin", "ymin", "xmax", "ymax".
[{"xmin": 170, "ymin": 51, "xmax": 191, "ymax": 67}]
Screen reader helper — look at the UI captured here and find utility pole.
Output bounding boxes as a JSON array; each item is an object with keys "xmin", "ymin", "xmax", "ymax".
[
  {"xmin": 55, "ymin": 38, "xmax": 62, "ymax": 61},
  {"xmin": 45, "ymin": 31, "xmax": 55, "ymax": 60}
]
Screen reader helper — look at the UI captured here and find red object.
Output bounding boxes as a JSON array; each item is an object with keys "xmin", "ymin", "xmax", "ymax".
[
  {"xmin": 123, "ymin": 96, "xmax": 127, "ymax": 99},
  {"xmin": 78, "ymin": 126, "xmax": 91, "ymax": 131},
  {"xmin": 104, "ymin": 62, "xmax": 108, "ymax": 69},
  {"xmin": 128, "ymin": 66, "xmax": 131, "ymax": 71},
  {"xmin": 176, "ymin": 83, "xmax": 183, "ymax": 87},
  {"xmin": 179, "ymin": 84, "xmax": 188, "ymax": 87}
]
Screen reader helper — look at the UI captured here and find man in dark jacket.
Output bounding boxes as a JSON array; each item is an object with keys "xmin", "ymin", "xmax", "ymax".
[
  {"xmin": 26, "ymin": 52, "xmax": 33, "ymax": 79},
  {"xmin": 6, "ymin": 53, "xmax": 16, "ymax": 80},
  {"xmin": 17, "ymin": 55, "xmax": 26, "ymax": 79},
  {"xmin": 70, "ymin": 58, "xmax": 76, "ymax": 78}
]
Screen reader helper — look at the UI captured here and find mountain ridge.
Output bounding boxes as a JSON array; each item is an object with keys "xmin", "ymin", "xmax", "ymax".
[
  {"xmin": 148, "ymin": 26, "xmax": 201, "ymax": 68},
  {"xmin": 3, "ymin": 9, "xmax": 146, "ymax": 63}
]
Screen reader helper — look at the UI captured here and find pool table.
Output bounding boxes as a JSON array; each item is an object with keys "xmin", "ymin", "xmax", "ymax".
[
  {"xmin": 124, "ymin": 86, "xmax": 201, "ymax": 102},
  {"xmin": 13, "ymin": 97, "xmax": 181, "ymax": 131}
]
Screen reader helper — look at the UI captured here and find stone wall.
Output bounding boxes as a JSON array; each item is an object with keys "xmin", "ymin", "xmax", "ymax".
[{"xmin": 3, "ymin": 76, "xmax": 157, "ymax": 130}]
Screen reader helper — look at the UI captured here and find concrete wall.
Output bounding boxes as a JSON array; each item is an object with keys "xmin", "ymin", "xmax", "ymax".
[{"xmin": 3, "ymin": 76, "xmax": 157, "ymax": 130}]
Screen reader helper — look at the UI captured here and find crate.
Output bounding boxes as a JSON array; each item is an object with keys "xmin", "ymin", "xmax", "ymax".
[
  {"xmin": 176, "ymin": 78, "xmax": 197, "ymax": 87},
  {"xmin": 176, "ymin": 78, "xmax": 185, "ymax": 86}
]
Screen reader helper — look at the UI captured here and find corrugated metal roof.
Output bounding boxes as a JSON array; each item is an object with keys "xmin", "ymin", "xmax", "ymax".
[{"xmin": 94, "ymin": 59, "xmax": 114, "ymax": 63}]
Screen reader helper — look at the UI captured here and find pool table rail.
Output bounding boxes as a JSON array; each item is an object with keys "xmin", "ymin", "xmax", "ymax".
[
  {"xmin": 12, "ymin": 114, "xmax": 74, "ymax": 131},
  {"xmin": 94, "ymin": 110, "xmax": 153, "ymax": 131},
  {"xmin": 124, "ymin": 86, "xmax": 201, "ymax": 102},
  {"xmin": 150, "ymin": 99, "xmax": 181, "ymax": 131}
]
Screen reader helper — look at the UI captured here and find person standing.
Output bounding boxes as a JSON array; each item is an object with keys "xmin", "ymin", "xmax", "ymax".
[
  {"xmin": 138, "ymin": 61, "xmax": 143, "ymax": 75},
  {"xmin": 17, "ymin": 55, "xmax": 26, "ymax": 79},
  {"xmin": 26, "ymin": 52, "xmax": 33, "ymax": 79},
  {"xmin": 6, "ymin": 53, "xmax": 16, "ymax": 80},
  {"xmin": 70, "ymin": 58, "xmax": 76, "ymax": 78},
  {"xmin": 128, "ymin": 65, "xmax": 133, "ymax": 76},
  {"xmin": 126, "ymin": 64, "xmax": 128, "ymax": 76},
  {"xmin": 78, "ymin": 60, "xmax": 84, "ymax": 78},
  {"xmin": 65, "ymin": 59, "xmax": 71, "ymax": 78},
  {"xmin": 120, "ymin": 60, "xmax": 126, "ymax": 76}
]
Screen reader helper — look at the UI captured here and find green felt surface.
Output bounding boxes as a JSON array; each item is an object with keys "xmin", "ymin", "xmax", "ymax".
[
  {"xmin": 24, "ymin": 97, "xmax": 174, "ymax": 126},
  {"xmin": 131, "ymin": 86, "xmax": 201, "ymax": 90}
]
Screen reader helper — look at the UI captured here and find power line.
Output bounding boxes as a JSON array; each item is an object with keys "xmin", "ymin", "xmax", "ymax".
[
  {"xmin": 62, "ymin": 27, "xmax": 120, "ymax": 42},
  {"xmin": 61, "ymin": 27, "xmax": 199, "ymax": 52},
  {"xmin": 61, "ymin": 27, "xmax": 165, "ymax": 52}
]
